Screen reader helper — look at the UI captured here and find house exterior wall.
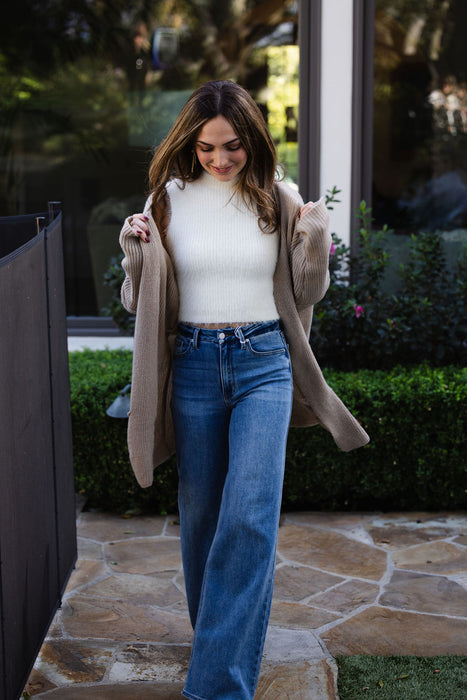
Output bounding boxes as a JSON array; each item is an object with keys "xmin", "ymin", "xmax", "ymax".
[{"xmin": 319, "ymin": 0, "xmax": 355, "ymax": 247}]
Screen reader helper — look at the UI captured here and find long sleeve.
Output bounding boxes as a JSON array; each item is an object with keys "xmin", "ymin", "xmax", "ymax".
[
  {"xmin": 273, "ymin": 181, "xmax": 369, "ymax": 451},
  {"xmin": 290, "ymin": 197, "xmax": 331, "ymax": 310},
  {"xmin": 119, "ymin": 195, "xmax": 154, "ymax": 314},
  {"xmin": 118, "ymin": 197, "xmax": 179, "ymax": 488},
  {"xmin": 120, "ymin": 220, "xmax": 143, "ymax": 314}
]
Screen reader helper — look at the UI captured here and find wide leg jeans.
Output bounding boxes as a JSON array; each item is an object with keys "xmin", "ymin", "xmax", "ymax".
[{"xmin": 171, "ymin": 321, "xmax": 293, "ymax": 700}]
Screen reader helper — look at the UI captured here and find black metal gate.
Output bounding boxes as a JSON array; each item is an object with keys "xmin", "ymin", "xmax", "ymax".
[{"xmin": 0, "ymin": 205, "xmax": 77, "ymax": 700}]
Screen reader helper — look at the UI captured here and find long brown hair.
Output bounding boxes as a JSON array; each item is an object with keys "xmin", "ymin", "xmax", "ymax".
[{"xmin": 148, "ymin": 80, "xmax": 280, "ymax": 234}]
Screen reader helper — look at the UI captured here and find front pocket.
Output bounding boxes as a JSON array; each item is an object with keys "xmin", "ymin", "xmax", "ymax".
[
  {"xmin": 174, "ymin": 335, "xmax": 194, "ymax": 357},
  {"xmin": 245, "ymin": 330, "xmax": 287, "ymax": 357}
]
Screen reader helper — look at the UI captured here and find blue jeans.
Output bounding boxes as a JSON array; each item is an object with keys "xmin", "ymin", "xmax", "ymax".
[{"xmin": 171, "ymin": 321, "xmax": 293, "ymax": 700}]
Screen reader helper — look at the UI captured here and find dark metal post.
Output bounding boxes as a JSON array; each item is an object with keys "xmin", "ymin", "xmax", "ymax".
[
  {"xmin": 48, "ymin": 201, "xmax": 62, "ymax": 223},
  {"xmin": 35, "ymin": 216, "xmax": 45, "ymax": 235}
]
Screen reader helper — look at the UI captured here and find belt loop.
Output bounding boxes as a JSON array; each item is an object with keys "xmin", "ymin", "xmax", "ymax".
[
  {"xmin": 234, "ymin": 326, "xmax": 247, "ymax": 348},
  {"xmin": 192, "ymin": 327, "xmax": 199, "ymax": 349}
]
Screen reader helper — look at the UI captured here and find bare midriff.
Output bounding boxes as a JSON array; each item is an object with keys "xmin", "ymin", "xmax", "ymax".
[{"xmin": 183, "ymin": 322, "xmax": 251, "ymax": 329}]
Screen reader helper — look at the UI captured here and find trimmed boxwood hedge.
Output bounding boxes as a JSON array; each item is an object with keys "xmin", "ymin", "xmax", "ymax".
[{"xmin": 69, "ymin": 349, "xmax": 467, "ymax": 514}]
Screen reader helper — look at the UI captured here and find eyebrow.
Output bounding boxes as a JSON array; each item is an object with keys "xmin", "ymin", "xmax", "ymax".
[{"xmin": 196, "ymin": 137, "xmax": 241, "ymax": 146}]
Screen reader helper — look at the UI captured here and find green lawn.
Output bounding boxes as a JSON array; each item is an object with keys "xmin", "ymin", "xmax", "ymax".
[{"xmin": 337, "ymin": 656, "xmax": 467, "ymax": 700}]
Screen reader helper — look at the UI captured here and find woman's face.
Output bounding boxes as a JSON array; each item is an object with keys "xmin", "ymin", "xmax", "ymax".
[{"xmin": 195, "ymin": 115, "xmax": 248, "ymax": 181}]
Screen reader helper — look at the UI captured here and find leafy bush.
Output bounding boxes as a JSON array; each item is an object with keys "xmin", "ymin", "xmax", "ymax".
[
  {"xmin": 70, "ymin": 350, "xmax": 467, "ymax": 513},
  {"xmin": 101, "ymin": 256, "xmax": 134, "ymax": 335},
  {"xmin": 283, "ymin": 364, "xmax": 467, "ymax": 511},
  {"xmin": 312, "ymin": 194, "xmax": 467, "ymax": 370},
  {"xmin": 69, "ymin": 349, "xmax": 177, "ymax": 514}
]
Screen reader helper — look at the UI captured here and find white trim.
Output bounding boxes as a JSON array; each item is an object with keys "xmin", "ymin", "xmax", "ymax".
[
  {"xmin": 319, "ymin": 0, "xmax": 354, "ymax": 247},
  {"xmin": 68, "ymin": 337, "xmax": 134, "ymax": 352}
]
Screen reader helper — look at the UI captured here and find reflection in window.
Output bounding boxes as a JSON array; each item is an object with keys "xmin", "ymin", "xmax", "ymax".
[
  {"xmin": 0, "ymin": 0, "xmax": 298, "ymax": 316},
  {"xmin": 373, "ymin": 0, "xmax": 467, "ymax": 235}
]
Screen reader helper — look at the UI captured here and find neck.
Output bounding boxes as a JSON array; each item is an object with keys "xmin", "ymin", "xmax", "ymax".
[{"xmin": 198, "ymin": 171, "xmax": 240, "ymax": 188}]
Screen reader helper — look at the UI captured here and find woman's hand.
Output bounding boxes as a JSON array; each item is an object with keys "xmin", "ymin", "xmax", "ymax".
[{"xmin": 129, "ymin": 213, "xmax": 150, "ymax": 242}]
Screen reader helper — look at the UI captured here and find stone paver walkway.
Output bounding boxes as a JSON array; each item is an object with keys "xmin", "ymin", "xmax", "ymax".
[{"xmin": 24, "ymin": 510, "xmax": 467, "ymax": 699}]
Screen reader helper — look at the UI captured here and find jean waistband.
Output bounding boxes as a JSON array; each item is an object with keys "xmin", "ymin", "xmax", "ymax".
[{"xmin": 178, "ymin": 320, "xmax": 280, "ymax": 342}]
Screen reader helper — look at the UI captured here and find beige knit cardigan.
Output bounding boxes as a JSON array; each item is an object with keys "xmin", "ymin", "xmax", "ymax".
[{"xmin": 120, "ymin": 181, "xmax": 370, "ymax": 488}]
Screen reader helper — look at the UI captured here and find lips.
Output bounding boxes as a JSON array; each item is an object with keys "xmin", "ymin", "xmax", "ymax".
[{"xmin": 211, "ymin": 165, "xmax": 233, "ymax": 175}]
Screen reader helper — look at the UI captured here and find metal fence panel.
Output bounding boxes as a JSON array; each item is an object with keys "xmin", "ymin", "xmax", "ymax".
[
  {"xmin": 45, "ymin": 215, "xmax": 76, "ymax": 588},
  {"xmin": 0, "ymin": 211, "xmax": 76, "ymax": 700},
  {"xmin": 0, "ymin": 213, "xmax": 46, "ymax": 259}
]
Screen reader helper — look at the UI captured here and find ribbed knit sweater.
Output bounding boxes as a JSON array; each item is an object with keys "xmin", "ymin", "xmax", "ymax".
[
  {"xmin": 165, "ymin": 173, "xmax": 279, "ymax": 323},
  {"xmin": 120, "ymin": 179, "xmax": 370, "ymax": 488}
]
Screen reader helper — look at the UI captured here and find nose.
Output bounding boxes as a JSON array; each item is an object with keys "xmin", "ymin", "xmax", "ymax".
[{"xmin": 212, "ymin": 148, "xmax": 228, "ymax": 166}]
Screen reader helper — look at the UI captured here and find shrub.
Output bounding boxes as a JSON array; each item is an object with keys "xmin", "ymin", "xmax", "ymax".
[
  {"xmin": 101, "ymin": 256, "xmax": 134, "ymax": 335},
  {"xmin": 69, "ymin": 349, "xmax": 177, "ymax": 514},
  {"xmin": 311, "ymin": 190, "xmax": 467, "ymax": 370},
  {"xmin": 283, "ymin": 364, "xmax": 467, "ymax": 511},
  {"xmin": 70, "ymin": 350, "xmax": 467, "ymax": 514}
]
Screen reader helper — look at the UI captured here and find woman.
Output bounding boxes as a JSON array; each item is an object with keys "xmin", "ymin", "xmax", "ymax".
[{"xmin": 120, "ymin": 80, "xmax": 369, "ymax": 700}]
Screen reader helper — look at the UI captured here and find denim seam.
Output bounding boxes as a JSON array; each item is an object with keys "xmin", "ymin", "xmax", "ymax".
[
  {"xmin": 182, "ymin": 689, "xmax": 209, "ymax": 700},
  {"xmin": 218, "ymin": 338, "xmax": 237, "ymax": 406},
  {"xmin": 249, "ymin": 557, "xmax": 276, "ymax": 695},
  {"xmin": 178, "ymin": 320, "xmax": 280, "ymax": 343},
  {"xmin": 245, "ymin": 340, "xmax": 286, "ymax": 357},
  {"xmin": 184, "ymin": 531, "xmax": 216, "ymax": 692}
]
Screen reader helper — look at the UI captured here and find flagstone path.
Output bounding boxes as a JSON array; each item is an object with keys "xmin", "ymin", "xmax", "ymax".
[{"xmin": 24, "ymin": 510, "xmax": 467, "ymax": 699}]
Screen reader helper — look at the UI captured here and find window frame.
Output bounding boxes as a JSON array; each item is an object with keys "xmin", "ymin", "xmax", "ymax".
[
  {"xmin": 298, "ymin": 0, "xmax": 322, "ymax": 202},
  {"xmin": 351, "ymin": 0, "xmax": 375, "ymax": 253}
]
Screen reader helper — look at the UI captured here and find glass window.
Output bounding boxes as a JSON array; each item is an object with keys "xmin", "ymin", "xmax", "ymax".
[
  {"xmin": 373, "ymin": 0, "xmax": 467, "ymax": 243},
  {"xmin": 0, "ymin": 0, "xmax": 298, "ymax": 317}
]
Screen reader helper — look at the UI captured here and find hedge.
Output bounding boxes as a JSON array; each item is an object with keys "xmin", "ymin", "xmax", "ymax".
[{"xmin": 69, "ymin": 349, "xmax": 467, "ymax": 514}]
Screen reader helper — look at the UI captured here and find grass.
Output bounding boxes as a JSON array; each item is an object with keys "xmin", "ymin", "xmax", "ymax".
[{"xmin": 337, "ymin": 656, "xmax": 467, "ymax": 699}]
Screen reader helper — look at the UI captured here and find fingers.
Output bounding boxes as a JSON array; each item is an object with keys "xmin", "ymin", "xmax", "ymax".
[{"xmin": 129, "ymin": 214, "xmax": 150, "ymax": 242}]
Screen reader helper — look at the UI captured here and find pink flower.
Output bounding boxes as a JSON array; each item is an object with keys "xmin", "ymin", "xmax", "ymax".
[
  {"xmin": 354, "ymin": 304, "xmax": 364, "ymax": 318},
  {"xmin": 330, "ymin": 242, "xmax": 336, "ymax": 256}
]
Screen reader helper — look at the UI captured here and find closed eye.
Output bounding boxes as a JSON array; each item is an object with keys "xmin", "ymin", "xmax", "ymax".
[{"xmin": 196, "ymin": 139, "xmax": 242, "ymax": 152}]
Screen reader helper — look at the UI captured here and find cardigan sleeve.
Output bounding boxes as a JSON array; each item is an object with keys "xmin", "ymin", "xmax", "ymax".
[
  {"xmin": 290, "ymin": 197, "xmax": 332, "ymax": 309},
  {"xmin": 119, "ymin": 220, "xmax": 144, "ymax": 314},
  {"xmin": 119, "ymin": 195, "xmax": 154, "ymax": 314}
]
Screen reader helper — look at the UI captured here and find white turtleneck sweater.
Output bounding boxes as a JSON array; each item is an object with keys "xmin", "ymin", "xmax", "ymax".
[{"xmin": 165, "ymin": 172, "xmax": 279, "ymax": 324}]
